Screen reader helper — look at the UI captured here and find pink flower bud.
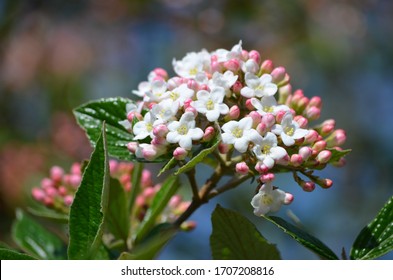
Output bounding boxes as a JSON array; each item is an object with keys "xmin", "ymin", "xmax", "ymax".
[
  {"xmin": 41, "ymin": 178, "xmax": 53, "ymax": 190},
  {"xmin": 127, "ymin": 142, "xmax": 138, "ymax": 153},
  {"xmin": 320, "ymin": 119, "xmax": 336, "ymax": 135},
  {"xmin": 255, "ymin": 162, "xmax": 269, "ymax": 174},
  {"xmin": 243, "ymin": 59, "xmax": 259, "ymax": 73},
  {"xmin": 211, "ymin": 60, "xmax": 221, "ymax": 72},
  {"xmin": 260, "ymin": 59, "xmax": 274, "ymax": 73},
  {"xmin": 169, "ymin": 195, "xmax": 182, "ymax": 208},
  {"xmin": 256, "ymin": 122, "xmax": 267, "ymax": 135},
  {"xmin": 259, "ymin": 173, "xmax": 275, "ymax": 182},
  {"xmin": 167, "ymin": 77, "xmax": 182, "ymax": 90},
  {"xmin": 235, "ymin": 162, "xmax": 250, "ymax": 175},
  {"xmin": 44, "ymin": 197, "xmax": 54, "ymax": 207},
  {"xmin": 135, "ymin": 195, "xmax": 145, "ymax": 207},
  {"xmin": 71, "ymin": 163, "xmax": 81, "ymax": 175},
  {"xmin": 309, "ymin": 96, "xmax": 322, "ymax": 108},
  {"xmin": 278, "ymin": 84, "xmax": 292, "ymax": 104},
  {"xmin": 276, "ymin": 154, "xmax": 290, "ymax": 166},
  {"xmin": 298, "ymin": 96, "xmax": 310, "ymax": 111},
  {"xmin": 332, "ymin": 157, "xmax": 346, "ymax": 167},
  {"xmin": 185, "ymin": 106, "xmax": 197, "ymax": 117},
  {"xmin": 64, "ymin": 195, "xmax": 74, "ymax": 206},
  {"xmin": 312, "ymin": 140, "xmax": 327, "ymax": 152},
  {"xmin": 301, "ymin": 181, "xmax": 316, "ymax": 192},
  {"xmin": 50, "ymin": 166, "xmax": 64, "ymax": 182},
  {"xmin": 224, "ymin": 58, "xmax": 240, "ymax": 72},
  {"xmin": 317, "ymin": 150, "xmax": 332, "ymax": 164},
  {"xmin": 124, "ymin": 182, "xmax": 132, "ymax": 192},
  {"xmin": 305, "ymin": 106, "xmax": 321, "ymax": 121},
  {"xmin": 327, "ymin": 129, "xmax": 346, "ymax": 147},
  {"xmin": 245, "ymin": 99, "xmax": 254, "ymax": 110},
  {"xmin": 58, "ymin": 186, "xmax": 67, "ymax": 196},
  {"xmin": 304, "ymin": 129, "xmax": 319, "ymax": 144},
  {"xmin": 284, "ymin": 193, "xmax": 294, "ymax": 205},
  {"xmin": 271, "ymin": 67, "xmax": 286, "ymax": 84},
  {"xmin": 142, "ymin": 145, "xmax": 158, "ymax": 161},
  {"xmin": 109, "ymin": 160, "xmax": 118, "ymax": 174},
  {"xmin": 218, "ymin": 143, "xmax": 230, "ymax": 154},
  {"xmin": 276, "ymin": 110, "xmax": 287, "ymax": 123},
  {"xmin": 299, "ymin": 147, "xmax": 312, "ymax": 161},
  {"xmin": 249, "ymin": 50, "xmax": 261, "ymax": 64},
  {"xmin": 291, "ymin": 90, "xmax": 304, "ymax": 104},
  {"xmin": 173, "ymin": 147, "xmax": 188, "ymax": 160},
  {"xmin": 228, "ymin": 105, "xmax": 240, "ymax": 120},
  {"xmin": 32, "ymin": 188, "xmax": 45, "ymax": 201},
  {"xmin": 183, "ymin": 98, "xmax": 193, "ymax": 109},
  {"xmin": 290, "ymin": 154, "xmax": 303, "ymax": 167},
  {"xmin": 294, "ymin": 115, "xmax": 308, "ymax": 128},
  {"xmin": 187, "ymin": 79, "xmax": 198, "ymax": 91},
  {"xmin": 248, "ymin": 111, "xmax": 261, "ymax": 127},
  {"xmin": 69, "ymin": 174, "xmax": 81, "ymax": 188},
  {"xmin": 241, "ymin": 50, "xmax": 249, "ymax": 60},
  {"xmin": 232, "ymin": 81, "xmax": 243, "ymax": 94},
  {"xmin": 153, "ymin": 124, "xmax": 169, "ymax": 137},
  {"xmin": 203, "ymin": 126, "xmax": 215, "ymax": 142},
  {"xmin": 262, "ymin": 113, "xmax": 276, "ymax": 128},
  {"xmin": 152, "ymin": 68, "xmax": 168, "ymax": 79},
  {"xmin": 45, "ymin": 186, "xmax": 57, "ymax": 198},
  {"xmin": 143, "ymin": 187, "xmax": 156, "ymax": 199},
  {"xmin": 317, "ymin": 178, "xmax": 333, "ymax": 189},
  {"xmin": 141, "ymin": 170, "xmax": 152, "ymax": 188}
]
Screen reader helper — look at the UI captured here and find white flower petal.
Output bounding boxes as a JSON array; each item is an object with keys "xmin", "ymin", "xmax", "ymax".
[
  {"xmin": 240, "ymin": 87, "xmax": 255, "ymax": 98},
  {"xmin": 263, "ymin": 157, "xmax": 275, "ymax": 169},
  {"xmin": 206, "ymin": 109, "xmax": 220, "ymax": 122},
  {"xmin": 166, "ymin": 131, "xmax": 181, "ymax": 143},
  {"xmin": 281, "ymin": 132, "xmax": 295, "ymax": 146},
  {"xmin": 179, "ymin": 136, "xmax": 193, "ymax": 150},
  {"xmin": 234, "ymin": 137, "xmax": 249, "ymax": 153},
  {"xmin": 189, "ymin": 128, "xmax": 204, "ymax": 140},
  {"xmin": 221, "ymin": 133, "xmax": 236, "ymax": 145}
]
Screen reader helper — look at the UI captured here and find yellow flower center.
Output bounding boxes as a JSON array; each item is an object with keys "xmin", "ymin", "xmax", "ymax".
[
  {"xmin": 189, "ymin": 67, "xmax": 198, "ymax": 76},
  {"xmin": 146, "ymin": 123, "xmax": 153, "ymax": 132},
  {"xmin": 206, "ymin": 99, "xmax": 215, "ymax": 110},
  {"xmin": 263, "ymin": 106, "xmax": 273, "ymax": 113},
  {"xmin": 262, "ymin": 145, "xmax": 271, "ymax": 155},
  {"xmin": 261, "ymin": 194, "xmax": 273, "ymax": 205},
  {"xmin": 284, "ymin": 126, "xmax": 294, "ymax": 136},
  {"xmin": 255, "ymin": 84, "xmax": 264, "ymax": 91},
  {"xmin": 232, "ymin": 127, "xmax": 243, "ymax": 138},
  {"xmin": 170, "ymin": 91, "xmax": 179, "ymax": 101},
  {"xmin": 177, "ymin": 124, "xmax": 188, "ymax": 135}
]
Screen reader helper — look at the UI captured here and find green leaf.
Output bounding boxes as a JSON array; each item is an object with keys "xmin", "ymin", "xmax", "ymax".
[
  {"xmin": 67, "ymin": 124, "xmax": 110, "ymax": 260},
  {"xmin": 158, "ymin": 157, "xmax": 178, "ymax": 176},
  {"xmin": 0, "ymin": 248, "xmax": 37, "ymax": 260},
  {"xmin": 119, "ymin": 223, "xmax": 176, "ymax": 260},
  {"xmin": 11, "ymin": 209, "xmax": 66, "ymax": 260},
  {"xmin": 327, "ymin": 148, "xmax": 351, "ymax": 164},
  {"xmin": 174, "ymin": 134, "xmax": 220, "ymax": 176},
  {"xmin": 128, "ymin": 162, "xmax": 143, "ymax": 214},
  {"xmin": 210, "ymin": 205, "xmax": 281, "ymax": 260},
  {"xmin": 106, "ymin": 178, "xmax": 129, "ymax": 247},
  {"xmin": 134, "ymin": 175, "xmax": 179, "ymax": 244},
  {"xmin": 264, "ymin": 216, "xmax": 338, "ymax": 260},
  {"xmin": 350, "ymin": 196, "xmax": 393, "ymax": 260},
  {"xmin": 27, "ymin": 207, "xmax": 68, "ymax": 223},
  {"xmin": 73, "ymin": 97, "xmax": 134, "ymax": 161}
]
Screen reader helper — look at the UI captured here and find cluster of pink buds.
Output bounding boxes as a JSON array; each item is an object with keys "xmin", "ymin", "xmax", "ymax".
[
  {"xmin": 32, "ymin": 160, "xmax": 194, "ymax": 229},
  {"xmin": 31, "ymin": 163, "xmax": 82, "ymax": 213},
  {"xmin": 120, "ymin": 41, "xmax": 350, "ymax": 216}
]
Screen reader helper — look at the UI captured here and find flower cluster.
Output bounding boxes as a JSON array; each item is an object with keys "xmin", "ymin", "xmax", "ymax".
[
  {"xmin": 121, "ymin": 41, "xmax": 348, "ymax": 216},
  {"xmin": 31, "ymin": 161, "xmax": 193, "ymax": 229}
]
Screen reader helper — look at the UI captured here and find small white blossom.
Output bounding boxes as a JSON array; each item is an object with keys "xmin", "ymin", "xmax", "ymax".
[
  {"xmin": 162, "ymin": 84, "xmax": 194, "ymax": 106},
  {"xmin": 251, "ymin": 96, "xmax": 290, "ymax": 116},
  {"xmin": 272, "ymin": 112, "xmax": 309, "ymax": 146},
  {"xmin": 132, "ymin": 81, "xmax": 151, "ymax": 97},
  {"xmin": 191, "ymin": 87, "xmax": 229, "ymax": 122},
  {"xmin": 251, "ymin": 182, "xmax": 286, "ymax": 216},
  {"xmin": 172, "ymin": 50, "xmax": 210, "ymax": 78},
  {"xmin": 144, "ymin": 80, "xmax": 168, "ymax": 103},
  {"xmin": 151, "ymin": 99, "xmax": 179, "ymax": 123},
  {"xmin": 166, "ymin": 112, "xmax": 204, "ymax": 150},
  {"xmin": 252, "ymin": 132, "xmax": 287, "ymax": 169},
  {"xmin": 214, "ymin": 41, "xmax": 243, "ymax": 62},
  {"xmin": 240, "ymin": 73, "xmax": 278, "ymax": 98},
  {"xmin": 132, "ymin": 112, "xmax": 157, "ymax": 140},
  {"xmin": 209, "ymin": 71, "xmax": 238, "ymax": 96},
  {"xmin": 221, "ymin": 117, "xmax": 262, "ymax": 153},
  {"xmin": 241, "ymin": 59, "xmax": 259, "ymax": 74}
]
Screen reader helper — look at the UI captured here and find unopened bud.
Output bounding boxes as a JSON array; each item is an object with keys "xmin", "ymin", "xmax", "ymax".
[
  {"xmin": 259, "ymin": 173, "xmax": 275, "ymax": 182},
  {"xmin": 245, "ymin": 99, "xmax": 254, "ymax": 110},
  {"xmin": 232, "ymin": 81, "xmax": 243, "ymax": 94},
  {"xmin": 317, "ymin": 150, "xmax": 332, "ymax": 164},
  {"xmin": 203, "ymin": 126, "xmax": 215, "ymax": 142},
  {"xmin": 301, "ymin": 181, "xmax": 316, "ymax": 192},
  {"xmin": 256, "ymin": 122, "xmax": 267, "ymax": 135},
  {"xmin": 304, "ymin": 129, "xmax": 319, "ymax": 144},
  {"xmin": 243, "ymin": 59, "xmax": 259, "ymax": 74},
  {"xmin": 64, "ymin": 195, "xmax": 74, "ymax": 206},
  {"xmin": 316, "ymin": 178, "xmax": 333, "ymax": 189},
  {"xmin": 260, "ymin": 59, "xmax": 274, "ymax": 74},
  {"xmin": 218, "ymin": 143, "xmax": 230, "ymax": 154},
  {"xmin": 262, "ymin": 113, "xmax": 276, "ymax": 128},
  {"xmin": 305, "ymin": 106, "xmax": 321, "ymax": 121},
  {"xmin": 152, "ymin": 68, "xmax": 168, "ymax": 80},
  {"xmin": 271, "ymin": 67, "xmax": 286, "ymax": 84},
  {"xmin": 50, "ymin": 166, "xmax": 64, "ymax": 182},
  {"xmin": 127, "ymin": 142, "xmax": 138, "ymax": 153},
  {"xmin": 284, "ymin": 193, "xmax": 294, "ymax": 205},
  {"xmin": 236, "ymin": 162, "xmax": 250, "ymax": 175},
  {"xmin": 153, "ymin": 124, "xmax": 169, "ymax": 137},
  {"xmin": 290, "ymin": 154, "xmax": 303, "ymax": 167},
  {"xmin": 255, "ymin": 162, "xmax": 269, "ymax": 174},
  {"xmin": 326, "ymin": 129, "xmax": 346, "ymax": 147},
  {"xmin": 309, "ymin": 96, "xmax": 322, "ymax": 109},
  {"xmin": 173, "ymin": 147, "xmax": 188, "ymax": 160},
  {"xmin": 299, "ymin": 147, "xmax": 312, "ymax": 161},
  {"xmin": 249, "ymin": 50, "xmax": 261, "ymax": 64},
  {"xmin": 248, "ymin": 111, "xmax": 261, "ymax": 127},
  {"xmin": 228, "ymin": 105, "xmax": 240, "ymax": 120},
  {"xmin": 312, "ymin": 140, "xmax": 327, "ymax": 152},
  {"xmin": 294, "ymin": 115, "xmax": 308, "ymax": 128},
  {"xmin": 224, "ymin": 58, "xmax": 240, "ymax": 72}
]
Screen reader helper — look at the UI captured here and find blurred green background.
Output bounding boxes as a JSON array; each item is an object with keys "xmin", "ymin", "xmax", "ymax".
[{"xmin": 0, "ymin": 0, "xmax": 392, "ymax": 259}]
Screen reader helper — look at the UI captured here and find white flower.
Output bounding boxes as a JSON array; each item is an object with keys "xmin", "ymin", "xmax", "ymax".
[
  {"xmin": 172, "ymin": 50, "xmax": 211, "ymax": 78},
  {"xmin": 132, "ymin": 81, "xmax": 151, "ymax": 97},
  {"xmin": 144, "ymin": 80, "xmax": 167, "ymax": 103},
  {"xmin": 241, "ymin": 59, "xmax": 259, "ymax": 74},
  {"xmin": 221, "ymin": 117, "xmax": 262, "ymax": 153},
  {"xmin": 252, "ymin": 132, "xmax": 287, "ymax": 169},
  {"xmin": 119, "ymin": 103, "xmax": 143, "ymax": 130},
  {"xmin": 166, "ymin": 112, "xmax": 204, "ymax": 150},
  {"xmin": 132, "ymin": 112, "xmax": 156, "ymax": 140},
  {"xmin": 209, "ymin": 71, "xmax": 238, "ymax": 96},
  {"xmin": 272, "ymin": 112, "xmax": 309, "ymax": 146},
  {"xmin": 191, "ymin": 87, "xmax": 229, "ymax": 122},
  {"xmin": 251, "ymin": 182, "xmax": 286, "ymax": 216},
  {"xmin": 213, "ymin": 41, "xmax": 243, "ymax": 62},
  {"xmin": 251, "ymin": 96, "xmax": 290, "ymax": 116},
  {"xmin": 240, "ymin": 73, "xmax": 278, "ymax": 98},
  {"xmin": 162, "ymin": 84, "xmax": 194, "ymax": 106},
  {"xmin": 151, "ymin": 99, "xmax": 179, "ymax": 123}
]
